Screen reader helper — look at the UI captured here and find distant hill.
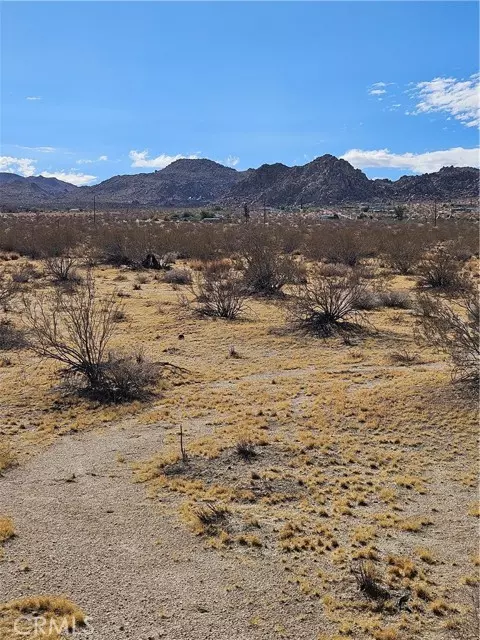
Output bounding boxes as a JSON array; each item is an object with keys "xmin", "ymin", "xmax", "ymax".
[
  {"xmin": 0, "ymin": 156, "xmax": 478, "ymax": 210},
  {"xmin": 78, "ymin": 159, "xmax": 246, "ymax": 207},
  {"xmin": 0, "ymin": 173, "xmax": 77, "ymax": 196}
]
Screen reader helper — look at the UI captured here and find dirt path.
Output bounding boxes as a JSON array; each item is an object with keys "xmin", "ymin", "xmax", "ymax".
[{"xmin": 0, "ymin": 422, "xmax": 328, "ymax": 640}]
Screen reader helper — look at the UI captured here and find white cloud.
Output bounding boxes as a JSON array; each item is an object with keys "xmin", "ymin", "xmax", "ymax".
[
  {"xmin": 129, "ymin": 150, "xmax": 200, "ymax": 169},
  {"xmin": 410, "ymin": 73, "xmax": 479, "ymax": 128},
  {"xmin": 39, "ymin": 171, "xmax": 96, "ymax": 186},
  {"xmin": 341, "ymin": 147, "xmax": 480, "ymax": 174},
  {"xmin": 224, "ymin": 155, "xmax": 240, "ymax": 167},
  {"xmin": 0, "ymin": 156, "xmax": 36, "ymax": 177},
  {"xmin": 0, "ymin": 155, "xmax": 96, "ymax": 185},
  {"xmin": 26, "ymin": 96, "xmax": 41, "ymax": 101},
  {"xmin": 15, "ymin": 145, "xmax": 56, "ymax": 153},
  {"xmin": 76, "ymin": 155, "xmax": 109, "ymax": 165},
  {"xmin": 368, "ymin": 82, "xmax": 394, "ymax": 97}
]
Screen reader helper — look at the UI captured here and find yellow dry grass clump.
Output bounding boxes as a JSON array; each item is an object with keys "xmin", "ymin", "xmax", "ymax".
[
  {"xmin": 0, "ymin": 596, "xmax": 86, "ymax": 640},
  {"xmin": 0, "ymin": 517, "xmax": 15, "ymax": 561}
]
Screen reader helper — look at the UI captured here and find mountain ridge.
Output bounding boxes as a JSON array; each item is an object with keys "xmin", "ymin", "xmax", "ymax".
[{"xmin": 1, "ymin": 155, "xmax": 478, "ymax": 209}]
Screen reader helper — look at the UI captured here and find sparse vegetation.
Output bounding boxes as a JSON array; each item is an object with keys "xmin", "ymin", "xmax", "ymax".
[
  {"xmin": 0, "ymin": 211, "xmax": 478, "ymax": 640},
  {"xmin": 0, "ymin": 320, "xmax": 27, "ymax": 350},
  {"xmin": 0, "ymin": 269, "xmax": 20, "ymax": 309}
]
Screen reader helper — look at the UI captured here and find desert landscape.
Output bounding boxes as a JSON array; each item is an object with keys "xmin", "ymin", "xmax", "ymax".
[
  {"xmin": 0, "ymin": 211, "xmax": 478, "ymax": 640},
  {"xmin": 1, "ymin": 1, "xmax": 479, "ymax": 638}
]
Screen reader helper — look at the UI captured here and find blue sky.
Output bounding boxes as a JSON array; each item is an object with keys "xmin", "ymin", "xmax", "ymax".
[{"xmin": 1, "ymin": 1, "xmax": 479, "ymax": 185}]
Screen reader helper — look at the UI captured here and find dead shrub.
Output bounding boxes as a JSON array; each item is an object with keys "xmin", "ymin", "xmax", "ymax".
[
  {"xmin": 352, "ymin": 561, "xmax": 391, "ymax": 602},
  {"xmin": 135, "ymin": 274, "xmax": 150, "ymax": 285},
  {"xmin": 44, "ymin": 256, "xmax": 82, "ymax": 284},
  {"xmin": 189, "ymin": 258, "xmax": 231, "ymax": 273},
  {"xmin": 325, "ymin": 228, "xmax": 367, "ymax": 267},
  {"xmin": 191, "ymin": 267, "xmax": 248, "ymax": 319},
  {"xmin": 0, "ymin": 442, "xmax": 16, "ymax": 474},
  {"xmin": 389, "ymin": 349, "xmax": 419, "ymax": 365},
  {"xmin": 112, "ymin": 309, "xmax": 128, "ymax": 323},
  {"xmin": 316, "ymin": 263, "xmax": 352, "ymax": 278},
  {"xmin": 353, "ymin": 288, "xmax": 381, "ymax": 311},
  {"xmin": 289, "ymin": 274, "xmax": 369, "ymax": 337},
  {"xmin": 236, "ymin": 441, "xmax": 257, "ymax": 461},
  {"xmin": 228, "ymin": 344, "xmax": 241, "ymax": 359},
  {"xmin": 23, "ymin": 273, "xmax": 120, "ymax": 394},
  {"xmin": 24, "ymin": 277, "xmax": 161, "ymax": 402},
  {"xmin": 11, "ymin": 263, "xmax": 43, "ymax": 284},
  {"xmin": 415, "ymin": 289, "xmax": 479, "ymax": 386},
  {"xmin": 193, "ymin": 502, "xmax": 230, "ymax": 532}
]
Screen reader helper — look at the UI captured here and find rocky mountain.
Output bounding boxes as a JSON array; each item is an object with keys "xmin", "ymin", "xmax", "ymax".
[
  {"xmin": 77, "ymin": 158, "xmax": 246, "ymax": 207},
  {"xmin": 223, "ymin": 155, "xmax": 378, "ymax": 206},
  {"xmin": 0, "ymin": 156, "xmax": 478, "ymax": 210},
  {"xmin": 0, "ymin": 173, "xmax": 77, "ymax": 202}
]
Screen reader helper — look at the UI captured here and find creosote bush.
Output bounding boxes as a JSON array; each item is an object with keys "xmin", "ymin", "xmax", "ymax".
[
  {"xmin": 289, "ymin": 273, "xmax": 369, "ymax": 336},
  {"xmin": 0, "ymin": 320, "xmax": 27, "ymax": 351},
  {"xmin": 190, "ymin": 266, "xmax": 248, "ymax": 319},
  {"xmin": 417, "ymin": 248, "xmax": 465, "ymax": 291},
  {"xmin": 377, "ymin": 289, "xmax": 412, "ymax": 309},
  {"xmin": 163, "ymin": 268, "xmax": 192, "ymax": 285},
  {"xmin": 92, "ymin": 351, "xmax": 158, "ymax": 402},
  {"xmin": 44, "ymin": 256, "xmax": 82, "ymax": 284},
  {"xmin": 415, "ymin": 288, "xmax": 479, "ymax": 386},
  {"xmin": 382, "ymin": 234, "xmax": 423, "ymax": 275},
  {"xmin": 240, "ymin": 228, "xmax": 305, "ymax": 296}
]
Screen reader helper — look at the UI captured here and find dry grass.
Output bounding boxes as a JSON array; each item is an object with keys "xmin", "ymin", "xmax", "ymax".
[
  {"xmin": 0, "ymin": 444, "xmax": 16, "ymax": 475},
  {"xmin": 0, "ymin": 595, "xmax": 86, "ymax": 639},
  {"xmin": 0, "ymin": 517, "xmax": 15, "ymax": 560}
]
